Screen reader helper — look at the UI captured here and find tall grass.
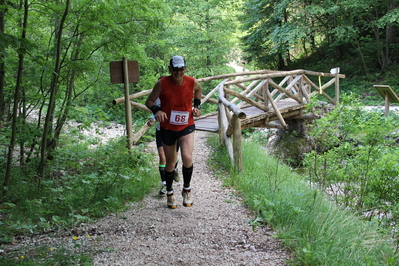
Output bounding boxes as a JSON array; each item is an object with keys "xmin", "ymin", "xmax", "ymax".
[{"xmin": 208, "ymin": 136, "xmax": 397, "ymax": 265}]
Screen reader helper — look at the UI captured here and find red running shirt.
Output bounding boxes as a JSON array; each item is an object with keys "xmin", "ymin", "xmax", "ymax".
[{"xmin": 159, "ymin": 75, "xmax": 195, "ymax": 131}]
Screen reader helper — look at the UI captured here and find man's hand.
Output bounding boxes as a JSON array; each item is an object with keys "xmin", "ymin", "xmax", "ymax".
[
  {"xmin": 192, "ymin": 107, "xmax": 201, "ymax": 117},
  {"xmin": 154, "ymin": 111, "xmax": 168, "ymax": 122}
]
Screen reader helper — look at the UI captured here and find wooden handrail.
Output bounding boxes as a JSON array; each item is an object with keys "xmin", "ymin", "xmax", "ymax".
[
  {"xmin": 218, "ymin": 81, "xmax": 246, "ymax": 119},
  {"xmin": 113, "ymin": 68, "xmax": 345, "ymax": 172}
]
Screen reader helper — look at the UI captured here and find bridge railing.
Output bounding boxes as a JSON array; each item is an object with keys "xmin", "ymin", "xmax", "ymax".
[
  {"xmin": 196, "ymin": 69, "xmax": 345, "ymax": 171},
  {"xmin": 197, "ymin": 68, "xmax": 344, "ymax": 109},
  {"xmin": 113, "ymin": 69, "xmax": 345, "ymax": 171}
]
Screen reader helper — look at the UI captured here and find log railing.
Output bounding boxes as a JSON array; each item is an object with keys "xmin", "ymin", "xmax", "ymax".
[
  {"xmin": 196, "ymin": 68, "xmax": 344, "ymax": 172},
  {"xmin": 113, "ymin": 68, "xmax": 345, "ymax": 171}
]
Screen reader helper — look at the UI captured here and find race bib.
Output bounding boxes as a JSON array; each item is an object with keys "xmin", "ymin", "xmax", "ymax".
[{"xmin": 170, "ymin": 110, "xmax": 189, "ymax": 125}]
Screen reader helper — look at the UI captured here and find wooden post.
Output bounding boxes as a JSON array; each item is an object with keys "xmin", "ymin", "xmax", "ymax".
[
  {"xmin": 110, "ymin": 59, "xmax": 139, "ymax": 148},
  {"xmin": 232, "ymin": 115, "xmax": 242, "ymax": 172},
  {"xmin": 217, "ymin": 104, "xmax": 223, "ymax": 143},
  {"xmin": 335, "ymin": 73, "xmax": 340, "ymax": 104},
  {"xmin": 385, "ymin": 93, "xmax": 390, "ymax": 117},
  {"xmin": 263, "ymin": 80, "xmax": 269, "ymax": 111},
  {"xmin": 298, "ymin": 75, "xmax": 303, "ymax": 101},
  {"xmin": 123, "ymin": 57, "xmax": 133, "ymax": 150},
  {"xmin": 218, "ymin": 102, "xmax": 234, "ymax": 165}
]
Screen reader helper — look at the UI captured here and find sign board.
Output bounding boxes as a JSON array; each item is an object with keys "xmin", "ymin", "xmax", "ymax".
[
  {"xmin": 373, "ymin": 85, "xmax": 399, "ymax": 103},
  {"xmin": 110, "ymin": 60, "xmax": 139, "ymax": 84}
]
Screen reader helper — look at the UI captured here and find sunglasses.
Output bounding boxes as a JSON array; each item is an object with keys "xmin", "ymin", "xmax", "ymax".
[{"xmin": 171, "ymin": 67, "xmax": 186, "ymax": 72}]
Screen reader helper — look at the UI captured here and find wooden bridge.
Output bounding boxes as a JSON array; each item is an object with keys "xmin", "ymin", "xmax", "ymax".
[{"xmin": 113, "ymin": 68, "xmax": 345, "ymax": 171}]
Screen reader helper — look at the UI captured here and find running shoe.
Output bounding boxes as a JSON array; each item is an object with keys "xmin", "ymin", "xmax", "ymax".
[
  {"xmin": 182, "ymin": 189, "xmax": 193, "ymax": 207},
  {"xmin": 167, "ymin": 193, "xmax": 177, "ymax": 209}
]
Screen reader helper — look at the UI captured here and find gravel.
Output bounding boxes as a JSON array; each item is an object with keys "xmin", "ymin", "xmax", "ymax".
[
  {"xmin": 90, "ymin": 130, "xmax": 291, "ymax": 265},
  {"xmin": 2, "ymin": 129, "xmax": 291, "ymax": 265}
]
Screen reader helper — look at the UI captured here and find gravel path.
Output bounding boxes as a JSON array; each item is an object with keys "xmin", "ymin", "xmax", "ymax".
[
  {"xmin": 2, "ymin": 130, "xmax": 290, "ymax": 265},
  {"xmin": 90, "ymin": 130, "xmax": 290, "ymax": 265}
]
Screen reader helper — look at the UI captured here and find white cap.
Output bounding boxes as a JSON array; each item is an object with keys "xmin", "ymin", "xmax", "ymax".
[{"xmin": 170, "ymin": 55, "xmax": 186, "ymax": 68}]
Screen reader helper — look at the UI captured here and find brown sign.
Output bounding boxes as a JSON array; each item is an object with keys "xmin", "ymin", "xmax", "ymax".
[{"xmin": 110, "ymin": 60, "xmax": 139, "ymax": 84}]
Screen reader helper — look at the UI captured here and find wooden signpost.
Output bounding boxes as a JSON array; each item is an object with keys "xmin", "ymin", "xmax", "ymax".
[{"xmin": 110, "ymin": 58, "xmax": 139, "ymax": 150}]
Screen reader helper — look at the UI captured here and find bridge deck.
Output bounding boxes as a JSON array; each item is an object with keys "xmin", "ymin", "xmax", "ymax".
[{"xmin": 195, "ymin": 99, "xmax": 305, "ymax": 132}]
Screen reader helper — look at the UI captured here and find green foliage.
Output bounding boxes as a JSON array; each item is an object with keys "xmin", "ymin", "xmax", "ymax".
[
  {"xmin": 239, "ymin": 0, "xmax": 398, "ymax": 97},
  {"xmin": 209, "ymin": 134, "xmax": 398, "ymax": 265},
  {"xmin": 245, "ymin": 129, "xmax": 270, "ymax": 146},
  {"xmin": 0, "ymin": 135, "xmax": 158, "ymax": 244},
  {"xmin": 156, "ymin": 0, "xmax": 240, "ymax": 78},
  {"xmin": 303, "ymin": 94, "xmax": 399, "ymax": 229}
]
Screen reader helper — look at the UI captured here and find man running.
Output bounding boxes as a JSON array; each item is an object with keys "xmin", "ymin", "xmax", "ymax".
[{"xmin": 145, "ymin": 55, "xmax": 202, "ymax": 209}]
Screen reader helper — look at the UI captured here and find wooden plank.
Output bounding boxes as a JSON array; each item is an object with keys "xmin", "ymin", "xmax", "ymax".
[
  {"xmin": 267, "ymin": 78, "xmax": 302, "ymax": 103},
  {"xmin": 265, "ymin": 87, "xmax": 288, "ymax": 128},
  {"xmin": 237, "ymin": 80, "xmax": 267, "ymax": 108},
  {"xmin": 195, "ymin": 116, "xmax": 219, "ymax": 132},
  {"xmin": 130, "ymin": 101, "xmax": 150, "ymax": 113},
  {"xmin": 132, "ymin": 123, "xmax": 151, "ymax": 145},
  {"xmin": 113, "ymin": 89, "xmax": 152, "ymax": 105},
  {"xmin": 202, "ymin": 79, "xmax": 228, "ymax": 104},
  {"xmin": 224, "ymin": 88, "xmax": 269, "ymax": 112},
  {"xmin": 225, "ymin": 69, "xmax": 305, "ymax": 85},
  {"xmin": 122, "ymin": 58, "xmax": 133, "ymax": 150},
  {"xmin": 374, "ymin": 85, "xmax": 399, "ymax": 103},
  {"xmin": 196, "ymin": 70, "xmax": 279, "ymax": 82}
]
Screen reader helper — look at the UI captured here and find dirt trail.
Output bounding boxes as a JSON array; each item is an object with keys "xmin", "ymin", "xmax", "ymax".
[
  {"xmin": 90, "ymin": 130, "xmax": 290, "ymax": 265},
  {"xmin": 2, "ymin": 130, "xmax": 290, "ymax": 265}
]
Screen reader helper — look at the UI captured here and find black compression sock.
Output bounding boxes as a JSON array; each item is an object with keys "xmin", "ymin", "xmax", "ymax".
[
  {"xmin": 182, "ymin": 165, "xmax": 193, "ymax": 188},
  {"xmin": 159, "ymin": 165, "xmax": 166, "ymax": 182},
  {"xmin": 165, "ymin": 170, "xmax": 174, "ymax": 192}
]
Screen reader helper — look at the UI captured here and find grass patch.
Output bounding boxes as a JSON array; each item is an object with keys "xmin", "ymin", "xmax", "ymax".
[{"xmin": 208, "ymin": 136, "xmax": 398, "ymax": 265}]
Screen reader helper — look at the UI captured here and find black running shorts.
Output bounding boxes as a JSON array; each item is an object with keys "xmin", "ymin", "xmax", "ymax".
[
  {"xmin": 160, "ymin": 124, "xmax": 195, "ymax": 146},
  {"xmin": 155, "ymin": 130, "xmax": 163, "ymax": 148},
  {"xmin": 156, "ymin": 129, "xmax": 180, "ymax": 152}
]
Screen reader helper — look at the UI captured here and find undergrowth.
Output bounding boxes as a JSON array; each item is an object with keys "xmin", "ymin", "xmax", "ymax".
[{"xmin": 0, "ymin": 132, "xmax": 158, "ymax": 265}]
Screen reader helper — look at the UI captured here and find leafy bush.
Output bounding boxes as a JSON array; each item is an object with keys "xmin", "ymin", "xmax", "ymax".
[
  {"xmin": 0, "ymin": 135, "xmax": 158, "ymax": 243},
  {"xmin": 303, "ymin": 94, "xmax": 399, "ymax": 228}
]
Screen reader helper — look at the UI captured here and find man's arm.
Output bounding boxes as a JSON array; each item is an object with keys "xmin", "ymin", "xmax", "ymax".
[
  {"xmin": 145, "ymin": 80, "xmax": 168, "ymax": 122},
  {"xmin": 193, "ymin": 80, "xmax": 202, "ymax": 100},
  {"xmin": 145, "ymin": 80, "xmax": 161, "ymax": 109},
  {"xmin": 192, "ymin": 80, "xmax": 202, "ymax": 117}
]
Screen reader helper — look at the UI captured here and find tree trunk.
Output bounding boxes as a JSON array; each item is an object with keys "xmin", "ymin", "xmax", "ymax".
[
  {"xmin": 0, "ymin": 0, "xmax": 5, "ymax": 123},
  {"xmin": 38, "ymin": 0, "xmax": 70, "ymax": 178},
  {"xmin": 373, "ymin": 25, "xmax": 385, "ymax": 71},
  {"xmin": 19, "ymin": 89, "xmax": 26, "ymax": 165},
  {"xmin": 3, "ymin": 0, "xmax": 28, "ymax": 200},
  {"xmin": 354, "ymin": 38, "xmax": 369, "ymax": 75},
  {"xmin": 50, "ymin": 33, "xmax": 83, "ymax": 151},
  {"xmin": 385, "ymin": 0, "xmax": 396, "ymax": 66}
]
